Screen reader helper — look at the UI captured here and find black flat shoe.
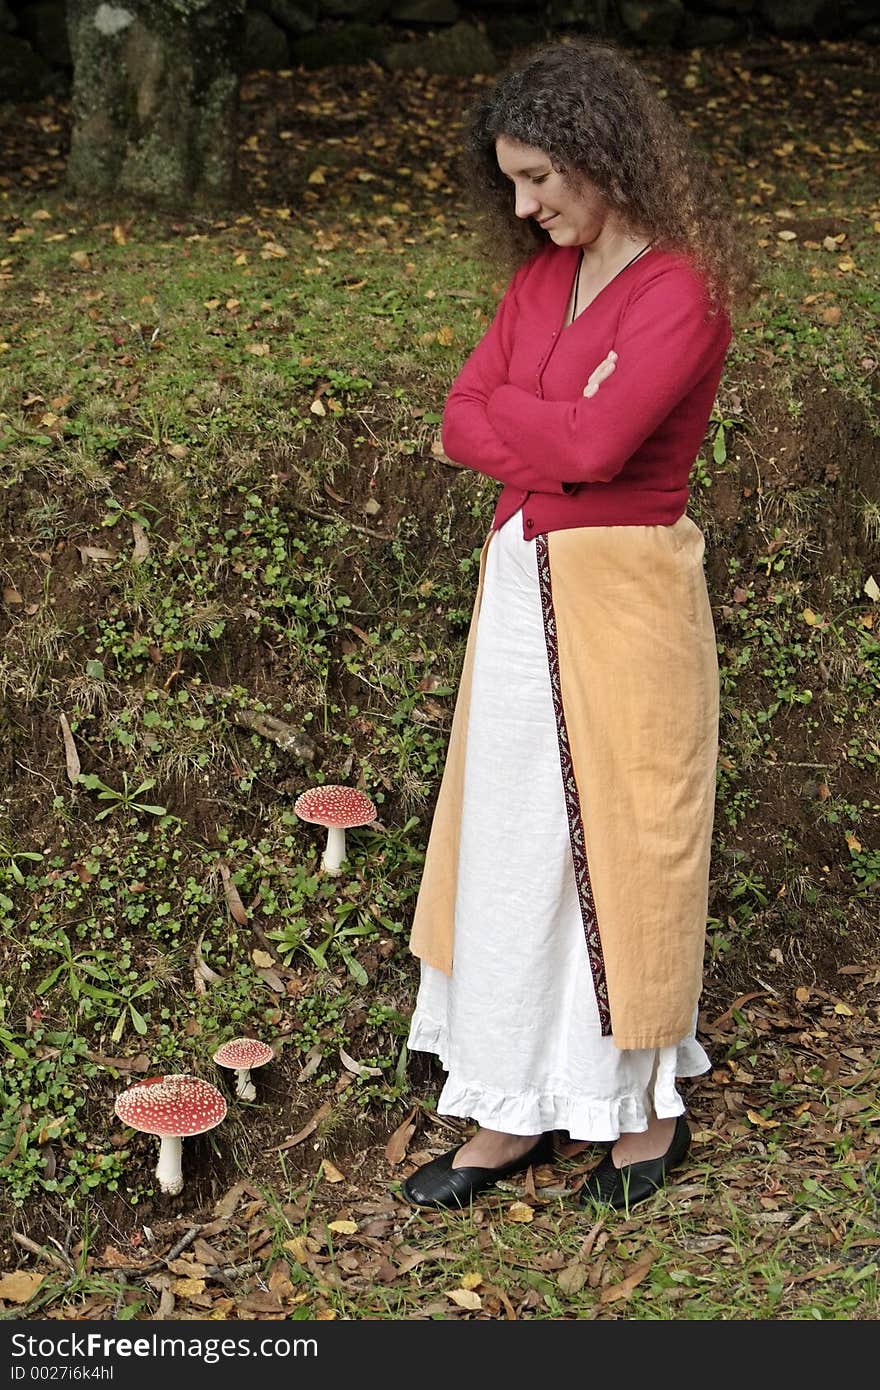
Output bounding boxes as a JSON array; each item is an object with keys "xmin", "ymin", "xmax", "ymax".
[
  {"xmin": 402, "ymin": 1131, "xmax": 555, "ymax": 1209},
  {"xmin": 580, "ymin": 1114, "xmax": 691, "ymax": 1211}
]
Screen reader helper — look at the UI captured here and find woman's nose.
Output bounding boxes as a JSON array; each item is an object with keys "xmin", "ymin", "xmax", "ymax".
[{"xmin": 514, "ymin": 187, "xmax": 541, "ymax": 219}]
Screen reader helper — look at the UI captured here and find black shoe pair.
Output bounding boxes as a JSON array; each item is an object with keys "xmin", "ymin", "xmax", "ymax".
[
  {"xmin": 401, "ymin": 1131, "xmax": 555, "ymax": 1209},
  {"xmin": 579, "ymin": 1114, "xmax": 692, "ymax": 1210}
]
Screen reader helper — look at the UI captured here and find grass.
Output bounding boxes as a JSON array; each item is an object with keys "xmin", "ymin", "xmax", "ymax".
[{"xmin": 1, "ymin": 41, "xmax": 879, "ymax": 1319}]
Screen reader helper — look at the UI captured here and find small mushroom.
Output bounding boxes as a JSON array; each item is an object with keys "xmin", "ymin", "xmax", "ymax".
[
  {"xmin": 114, "ymin": 1073, "xmax": 226, "ymax": 1196},
  {"xmin": 293, "ymin": 784, "xmax": 377, "ymax": 875},
  {"xmin": 213, "ymin": 1036, "xmax": 273, "ymax": 1101}
]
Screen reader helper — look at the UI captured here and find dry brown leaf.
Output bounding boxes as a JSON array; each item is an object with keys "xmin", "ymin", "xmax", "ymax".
[
  {"xmin": 506, "ymin": 1201, "xmax": 534, "ymax": 1224},
  {"xmin": 598, "ymin": 1255, "xmax": 655, "ymax": 1304},
  {"xmin": 172, "ymin": 1277, "xmax": 205, "ymax": 1297},
  {"xmin": 321, "ymin": 1159, "xmax": 345, "ymax": 1184},
  {"xmin": 76, "ymin": 545, "xmax": 117, "ymax": 563},
  {"xmin": 558, "ymin": 1259, "xmax": 588, "ymax": 1295},
  {"xmin": 282, "ymin": 1236, "xmax": 310, "ymax": 1265},
  {"xmin": 58, "ymin": 712, "xmax": 81, "ymax": 785},
  {"xmin": 131, "ymin": 521, "xmax": 150, "ymax": 564},
  {"xmin": 272, "ymin": 1101, "xmax": 332, "ymax": 1152},
  {"xmin": 384, "ymin": 1107, "xmax": 417, "ymax": 1166},
  {"xmin": 218, "ymin": 861, "xmax": 248, "ymax": 925},
  {"xmin": 0, "ymin": 1270, "xmax": 45, "ymax": 1303},
  {"xmin": 448, "ymin": 1288, "xmax": 482, "ymax": 1310},
  {"xmin": 747, "ymin": 1110, "xmax": 781, "ymax": 1129},
  {"xmin": 339, "ymin": 1046, "xmax": 382, "ymax": 1078}
]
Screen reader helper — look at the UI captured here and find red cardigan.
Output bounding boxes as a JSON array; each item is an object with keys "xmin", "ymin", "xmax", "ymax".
[{"xmin": 441, "ymin": 244, "xmax": 732, "ymax": 540}]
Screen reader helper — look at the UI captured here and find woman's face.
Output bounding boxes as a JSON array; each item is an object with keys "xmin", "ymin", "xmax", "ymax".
[{"xmin": 495, "ymin": 135, "xmax": 611, "ymax": 248}]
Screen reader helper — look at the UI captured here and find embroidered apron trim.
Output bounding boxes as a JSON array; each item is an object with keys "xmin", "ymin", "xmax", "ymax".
[{"xmin": 535, "ymin": 531, "xmax": 611, "ymax": 1035}]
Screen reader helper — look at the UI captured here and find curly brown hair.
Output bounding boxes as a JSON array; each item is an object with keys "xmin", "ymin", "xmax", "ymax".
[{"xmin": 465, "ymin": 38, "xmax": 755, "ymax": 318}]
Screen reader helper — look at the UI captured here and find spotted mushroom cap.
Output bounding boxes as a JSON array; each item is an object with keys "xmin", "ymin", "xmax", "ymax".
[
  {"xmin": 213, "ymin": 1037, "xmax": 273, "ymax": 1070},
  {"xmin": 294, "ymin": 784, "xmax": 376, "ymax": 829},
  {"xmin": 114, "ymin": 1074, "xmax": 227, "ymax": 1138}
]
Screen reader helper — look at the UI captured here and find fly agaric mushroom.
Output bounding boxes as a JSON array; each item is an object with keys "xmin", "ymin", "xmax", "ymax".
[
  {"xmin": 213, "ymin": 1036, "xmax": 273, "ymax": 1101},
  {"xmin": 114, "ymin": 1074, "xmax": 226, "ymax": 1196},
  {"xmin": 294, "ymin": 784, "xmax": 376, "ymax": 875}
]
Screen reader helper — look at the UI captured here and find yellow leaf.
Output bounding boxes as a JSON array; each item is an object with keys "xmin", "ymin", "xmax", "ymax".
[
  {"xmin": 245, "ymin": 342, "xmax": 271, "ymax": 356},
  {"xmin": 777, "ymin": 230, "xmax": 797, "ymax": 241},
  {"xmin": 436, "ymin": 325, "xmax": 455, "ymax": 345},
  {"xmin": 837, "ymin": 258, "xmax": 856, "ymax": 273},
  {"xmin": 327, "ymin": 1220, "xmax": 357, "ymax": 1235},
  {"xmin": 801, "ymin": 608, "xmax": 819, "ymax": 625},
  {"xmin": 204, "ymin": 298, "xmax": 221, "ymax": 310},
  {"xmin": 172, "ymin": 1277, "xmax": 206, "ymax": 1297},
  {"xmin": 233, "ymin": 253, "xmax": 248, "ymax": 266},
  {"xmin": 307, "ymin": 168, "xmax": 326, "ymax": 185},
  {"xmin": 167, "ymin": 443, "xmax": 188, "ymax": 460},
  {"xmin": 507, "ymin": 1201, "xmax": 535, "ymax": 1223},
  {"xmin": 282, "ymin": 1236, "xmax": 310, "ymax": 1265},
  {"xmin": 747, "ymin": 1110, "xmax": 780, "ymax": 1129},
  {"xmin": 834, "ymin": 1000, "xmax": 854, "ymax": 1016},
  {"xmin": 112, "ymin": 225, "xmax": 128, "ymax": 245},
  {"xmin": 70, "ymin": 250, "xmax": 90, "ymax": 269},
  {"xmin": 310, "ymin": 398, "xmax": 326, "ymax": 417},
  {"xmin": 864, "ymin": 575, "xmax": 879, "ymax": 601},
  {"xmin": 251, "ymin": 949, "xmax": 274, "ymax": 968},
  {"xmin": 260, "ymin": 243, "xmax": 288, "ymax": 259},
  {"xmin": 0, "ymin": 1271, "xmax": 45, "ymax": 1303},
  {"xmin": 315, "ymin": 1309, "xmax": 336, "ymax": 1319},
  {"xmin": 226, "ymin": 299, "xmax": 240, "ymax": 310},
  {"xmin": 320, "ymin": 1159, "xmax": 345, "ymax": 1183},
  {"xmin": 795, "ymin": 985, "xmax": 811, "ymax": 1003},
  {"xmin": 460, "ymin": 1271, "xmax": 483, "ymax": 1290},
  {"xmin": 448, "ymin": 1288, "xmax": 482, "ymax": 1310},
  {"xmin": 31, "ymin": 209, "xmax": 52, "ymax": 221},
  {"xmin": 844, "ymin": 832, "xmax": 862, "ymax": 855}
]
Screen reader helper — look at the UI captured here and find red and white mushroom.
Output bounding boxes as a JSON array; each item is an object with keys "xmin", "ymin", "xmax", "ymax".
[
  {"xmin": 114, "ymin": 1074, "xmax": 227, "ymax": 1196},
  {"xmin": 212, "ymin": 1036, "xmax": 273, "ymax": 1101},
  {"xmin": 293, "ymin": 784, "xmax": 377, "ymax": 875}
]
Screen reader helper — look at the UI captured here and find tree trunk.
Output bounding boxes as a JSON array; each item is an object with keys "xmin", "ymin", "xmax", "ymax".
[{"xmin": 66, "ymin": 1, "xmax": 247, "ymax": 204}]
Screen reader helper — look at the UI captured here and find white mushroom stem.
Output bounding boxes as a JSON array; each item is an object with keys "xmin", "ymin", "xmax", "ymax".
[
  {"xmin": 234, "ymin": 1067, "xmax": 257, "ymax": 1102},
  {"xmin": 155, "ymin": 1136, "xmax": 184, "ymax": 1196},
  {"xmin": 321, "ymin": 825, "xmax": 346, "ymax": 875}
]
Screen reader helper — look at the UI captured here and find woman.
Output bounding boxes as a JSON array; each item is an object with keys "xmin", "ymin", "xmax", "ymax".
[{"xmin": 402, "ymin": 39, "xmax": 752, "ymax": 1211}]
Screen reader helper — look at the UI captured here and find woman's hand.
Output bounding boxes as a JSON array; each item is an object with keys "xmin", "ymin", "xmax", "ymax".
[{"xmin": 583, "ymin": 350, "xmax": 617, "ymax": 398}]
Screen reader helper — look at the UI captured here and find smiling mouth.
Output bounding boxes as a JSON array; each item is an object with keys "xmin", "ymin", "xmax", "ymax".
[{"xmin": 538, "ymin": 214, "xmax": 558, "ymax": 227}]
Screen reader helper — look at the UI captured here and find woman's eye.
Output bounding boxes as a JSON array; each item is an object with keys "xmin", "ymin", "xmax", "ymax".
[{"xmin": 532, "ymin": 175, "xmax": 548, "ymax": 185}]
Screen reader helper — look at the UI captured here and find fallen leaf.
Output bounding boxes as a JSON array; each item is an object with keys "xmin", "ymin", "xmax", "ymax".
[
  {"xmin": 321, "ymin": 1159, "xmax": 345, "ymax": 1184},
  {"xmin": 506, "ymin": 1202, "xmax": 534, "ymax": 1224},
  {"xmin": 131, "ymin": 522, "xmax": 150, "ymax": 563},
  {"xmin": 59, "ymin": 712, "xmax": 81, "ymax": 785},
  {"xmin": 558, "ymin": 1259, "xmax": 588, "ymax": 1295},
  {"xmin": 384, "ymin": 1107, "xmax": 417, "ymax": 1166},
  {"xmin": 0, "ymin": 1270, "xmax": 45, "ymax": 1303},
  {"xmin": 327, "ymin": 1220, "xmax": 357, "ymax": 1235},
  {"xmin": 282, "ymin": 1236, "xmax": 310, "ymax": 1265},
  {"xmin": 460, "ymin": 1272, "xmax": 483, "ymax": 1290},
  {"xmin": 272, "ymin": 1101, "xmax": 331, "ymax": 1152},
  {"xmin": 599, "ymin": 1255, "xmax": 655, "ymax": 1304},
  {"xmin": 864, "ymin": 575, "xmax": 879, "ymax": 601},
  {"xmin": 339, "ymin": 1046, "xmax": 382, "ymax": 1078},
  {"xmin": 747, "ymin": 1110, "xmax": 781, "ymax": 1129},
  {"xmin": 218, "ymin": 861, "xmax": 248, "ymax": 925},
  {"xmin": 171, "ymin": 1277, "xmax": 206, "ymax": 1297},
  {"xmin": 448, "ymin": 1288, "xmax": 482, "ymax": 1310},
  {"xmin": 251, "ymin": 949, "xmax": 274, "ymax": 969}
]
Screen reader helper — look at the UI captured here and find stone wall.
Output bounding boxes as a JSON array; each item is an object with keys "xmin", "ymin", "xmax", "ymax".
[{"xmin": 1, "ymin": 0, "xmax": 878, "ymax": 100}]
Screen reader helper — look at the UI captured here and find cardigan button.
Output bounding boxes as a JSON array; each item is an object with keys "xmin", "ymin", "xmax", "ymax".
[{"xmin": 525, "ymin": 518, "xmax": 534, "ymax": 530}]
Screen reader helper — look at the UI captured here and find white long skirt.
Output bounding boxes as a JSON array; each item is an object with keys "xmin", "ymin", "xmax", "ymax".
[{"xmin": 407, "ymin": 508, "xmax": 711, "ymax": 1140}]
